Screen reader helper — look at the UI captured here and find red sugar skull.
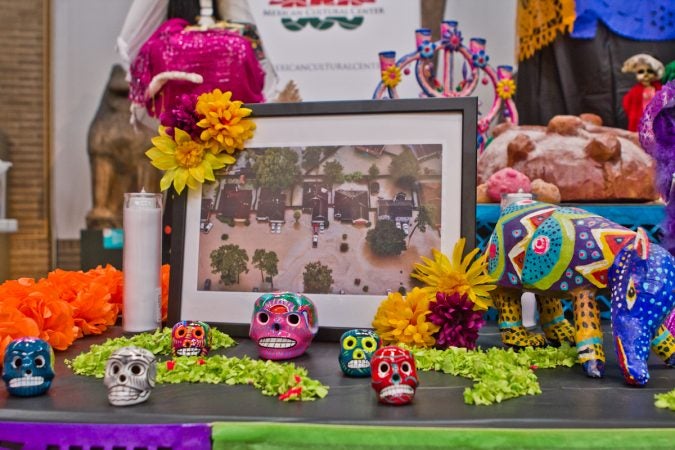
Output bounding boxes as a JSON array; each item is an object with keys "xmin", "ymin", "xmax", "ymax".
[{"xmin": 370, "ymin": 346, "xmax": 418, "ymax": 405}]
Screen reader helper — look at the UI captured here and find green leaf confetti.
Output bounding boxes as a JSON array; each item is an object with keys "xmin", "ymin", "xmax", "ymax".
[
  {"xmin": 65, "ymin": 327, "xmax": 327, "ymax": 401},
  {"xmin": 655, "ymin": 389, "xmax": 675, "ymax": 410},
  {"xmin": 408, "ymin": 343, "xmax": 578, "ymax": 405}
]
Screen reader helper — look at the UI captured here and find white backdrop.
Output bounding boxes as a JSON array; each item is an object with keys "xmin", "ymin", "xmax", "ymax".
[{"xmin": 51, "ymin": 0, "xmax": 517, "ymax": 241}]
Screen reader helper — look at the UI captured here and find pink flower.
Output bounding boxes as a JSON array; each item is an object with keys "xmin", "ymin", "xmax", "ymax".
[{"xmin": 428, "ymin": 292, "xmax": 485, "ymax": 349}]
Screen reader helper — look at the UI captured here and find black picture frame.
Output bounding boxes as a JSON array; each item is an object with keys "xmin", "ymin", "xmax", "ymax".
[{"xmin": 168, "ymin": 97, "xmax": 477, "ymax": 339}]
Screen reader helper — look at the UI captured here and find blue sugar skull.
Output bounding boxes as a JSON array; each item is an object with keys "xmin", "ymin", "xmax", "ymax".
[
  {"xmin": 338, "ymin": 329, "xmax": 381, "ymax": 377},
  {"xmin": 2, "ymin": 337, "xmax": 55, "ymax": 397}
]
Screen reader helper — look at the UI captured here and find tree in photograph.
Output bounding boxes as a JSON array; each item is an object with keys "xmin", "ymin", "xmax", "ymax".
[
  {"xmin": 366, "ymin": 219, "xmax": 406, "ymax": 256},
  {"xmin": 301, "ymin": 147, "xmax": 323, "ymax": 172},
  {"xmin": 253, "ymin": 147, "xmax": 301, "ymax": 191},
  {"xmin": 408, "ymin": 204, "xmax": 436, "ymax": 244},
  {"xmin": 323, "ymin": 160, "xmax": 344, "ymax": 187},
  {"xmin": 210, "ymin": 244, "xmax": 249, "ymax": 286},
  {"xmin": 302, "ymin": 261, "xmax": 334, "ymax": 294},
  {"xmin": 388, "ymin": 147, "xmax": 419, "ymax": 189},
  {"xmin": 368, "ymin": 163, "xmax": 380, "ymax": 180},
  {"xmin": 252, "ymin": 248, "xmax": 279, "ymax": 288},
  {"xmin": 293, "ymin": 209, "xmax": 302, "ymax": 224}
]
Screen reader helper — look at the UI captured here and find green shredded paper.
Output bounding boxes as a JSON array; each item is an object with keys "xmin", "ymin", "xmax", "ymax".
[
  {"xmin": 408, "ymin": 343, "xmax": 578, "ymax": 405},
  {"xmin": 65, "ymin": 328, "xmax": 328, "ymax": 401},
  {"xmin": 654, "ymin": 389, "xmax": 675, "ymax": 410}
]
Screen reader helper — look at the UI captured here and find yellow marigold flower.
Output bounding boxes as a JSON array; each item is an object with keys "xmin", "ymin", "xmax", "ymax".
[
  {"xmin": 411, "ymin": 238, "xmax": 496, "ymax": 310},
  {"xmin": 381, "ymin": 65, "xmax": 402, "ymax": 88},
  {"xmin": 372, "ymin": 287, "xmax": 439, "ymax": 348},
  {"xmin": 195, "ymin": 89, "xmax": 255, "ymax": 154},
  {"xmin": 496, "ymin": 78, "xmax": 516, "ymax": 100},
  {"xmin": 145, "ymin": 126, "xmax": 235, "ymax": 194}
]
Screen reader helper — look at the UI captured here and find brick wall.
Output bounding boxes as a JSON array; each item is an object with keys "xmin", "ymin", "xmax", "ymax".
[{"xmin": 0, "ymin": 0, "xmax": 51, "ymax": 279}]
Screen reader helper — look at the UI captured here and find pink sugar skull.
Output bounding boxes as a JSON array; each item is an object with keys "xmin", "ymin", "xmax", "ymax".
[
  {"xmin": 371, "ymin": 346, "xmax": 418, "ymax": 405},
  {"xmin": 249, "ymin": 292, "xmax": 318, "ymax": 360}
]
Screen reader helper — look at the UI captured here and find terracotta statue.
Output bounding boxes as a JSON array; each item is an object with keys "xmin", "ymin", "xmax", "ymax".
[{"xmin": 86, "ymin": 65, "xmax": 158, "ymax": 229}]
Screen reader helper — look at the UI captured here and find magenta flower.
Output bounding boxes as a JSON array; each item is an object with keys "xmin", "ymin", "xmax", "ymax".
[
  {"xmin": 428, "ymin": 292, "xmax": 485, "ymax": 349},
  {"xmin": 159, "ymin": 94, "xmax": 201, "ymax": 140}
]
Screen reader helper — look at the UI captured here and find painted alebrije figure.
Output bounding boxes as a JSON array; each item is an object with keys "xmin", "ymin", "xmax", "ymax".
[
  {"xmin": 639, "ymin": 80, "xmax": 675, "ymax": 257},
  {"xmin": 370, "ymin": 346, "xmax": 418, "ymax": 405},
  {"xmin": 2, "ymin": 337, "xmax": 55, "ymax": 397},
  {"xmin": 171, "ymin": 320, "xmax": 212, "ymax": 357},
  {"xmin": 249, "ymin": 292, "xmax": 318, "ymax": 360},
  {"xmin": 338, "ymin": 329, "xmax": 381, "ymax": 377},
  {"xmin": 610, "ymin": 229, "xmax": 675, "ymax": 385},
  {"xmin": 485, "ymin": 199, "xmax": 675, "ymax": 383}
]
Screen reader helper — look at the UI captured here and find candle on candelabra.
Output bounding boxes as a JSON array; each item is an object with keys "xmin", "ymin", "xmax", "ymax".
[{"xmin": 123, "ymin": 191, "xmax": 162, "ymax": 332}]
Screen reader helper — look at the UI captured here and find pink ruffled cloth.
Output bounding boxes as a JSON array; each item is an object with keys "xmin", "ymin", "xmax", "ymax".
[{"xmin": 129, "ymin": 18, "xmax": 265, "ymax": 117}]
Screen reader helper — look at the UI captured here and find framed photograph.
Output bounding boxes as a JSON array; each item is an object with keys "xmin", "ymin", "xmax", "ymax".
[{"xmin": 168, "ymin": 97, "xmax": 477, "ymax": 337}]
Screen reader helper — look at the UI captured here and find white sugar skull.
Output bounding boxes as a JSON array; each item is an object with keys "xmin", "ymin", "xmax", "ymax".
[{"xmin": 104, "ymin": 346, "xmax": 156, "ymax": 406}]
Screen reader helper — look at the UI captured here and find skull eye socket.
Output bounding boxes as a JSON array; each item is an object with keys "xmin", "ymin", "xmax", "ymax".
[
  {"xmin": 130, "ymin": 363, "xmax": 145, "ymax": 376},
  {"xmin": 400, "ymin": 362, "xmax": 412, "ymax": 375},
  {"xmin": 111, "ymin": 363, "xmax": 121, "ymax": 375},
  {"xmin": 362, "ymin": 337, "xmax": 377, "ymax": 351},
  {"xmin": 287, "ymin": 313, "xmax": 300, "ymax": 326},
  {"xmin": 175, "ymin": 326, "xmax": 187, "ymax": 338},
  {"xmin": 377, "ymin": 362, "xmax": 390, "ymax": 377},
  {"xmin": 257, "ymin": 312, "xmax": 269, "ymax": 324},
  {"xmin": 11, "ymin": 356, "xmax": 22, "ymax": 369},
  {"xmin": 193, "ymin": 327, "xmax": 204, "ymax": 338},
  {"xmin": 343, "ymin": 336, "xmax": 357, "ymax": 350},
  {"xmin": 34, "ymin": 355, "xmax": 46, "ymax": 368}
]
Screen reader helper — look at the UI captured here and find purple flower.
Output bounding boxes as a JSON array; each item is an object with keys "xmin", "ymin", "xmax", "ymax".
[
  {"xmin": 159, "ymin": 94, "xmax": 201, "ymax": 140},
  {"xmin": 428, "ymin": 292, "xmax": 485, "ymax": 349}
]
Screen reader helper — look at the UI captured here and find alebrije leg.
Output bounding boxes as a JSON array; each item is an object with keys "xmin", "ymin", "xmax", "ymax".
[
  {"xmin": 493, "ymin": 289, "xmax": 546, "ymax": 348},
  {"xmin": 537, "ymin": 295, "xmax": 575, "ymax": 346},
  {"xmin": 651, "ymin": 324, "xmax": 675, "ymax": 366},
  {"xmin": 572, "ymin": 288, "xmax": 605, "ymax": 378}
]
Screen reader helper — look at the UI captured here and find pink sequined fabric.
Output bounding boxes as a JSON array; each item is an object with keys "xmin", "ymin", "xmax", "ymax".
[{"xmin": 129, "ymin": 18, "xmax": 265, "ymax": 117}]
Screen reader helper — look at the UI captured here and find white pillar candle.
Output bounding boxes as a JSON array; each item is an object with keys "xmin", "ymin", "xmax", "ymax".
[{"xmin": 123, "ymin": 191, "xmax": 162, "ymax": 332}]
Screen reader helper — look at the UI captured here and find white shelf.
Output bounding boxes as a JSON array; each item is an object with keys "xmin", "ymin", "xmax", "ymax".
[{"xmin": 0, "ymin": 218, "xmax": 18, "ymax": 233}]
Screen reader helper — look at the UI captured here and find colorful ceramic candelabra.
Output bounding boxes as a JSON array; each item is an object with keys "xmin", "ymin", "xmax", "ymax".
[{"xmin": 373, "ymin": 21, "xmax": 518, "ymax": 152}]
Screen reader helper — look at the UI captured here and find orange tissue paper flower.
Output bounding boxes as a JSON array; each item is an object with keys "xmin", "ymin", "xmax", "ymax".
[{"xmin": 11, "ymin": 287, "xmax": 77, "ymax": 351}]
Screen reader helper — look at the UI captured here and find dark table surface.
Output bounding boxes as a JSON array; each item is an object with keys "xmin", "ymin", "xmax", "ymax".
[{"xmin": 0, "ymin": 325, "xmax": 673, "ymax": 428}]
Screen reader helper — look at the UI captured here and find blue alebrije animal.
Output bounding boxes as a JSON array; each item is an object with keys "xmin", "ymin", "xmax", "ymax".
[
  {"xmin": 486, "ymin": 199, "xmax": 675, "ymax": 384},
  {"xmin": 610, "ymin": 229, "xmax": 675, "ymax": 385}
]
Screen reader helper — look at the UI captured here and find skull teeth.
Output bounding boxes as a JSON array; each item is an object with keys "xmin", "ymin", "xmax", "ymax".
[
  {"xmin": 176, "ymin": 347, "xmax": 201, "ymax": 356},
  {"xmin": 347, "ymin": 360, "xmax": 370, "ymax": 369},
  {"xmin": 258, "ymin": 337, "xmax": 297, "ymax": 349},
  {"xmin": 380, "ymin": 385, "xmax": 414, "ymax": 399},
  {"xmin": 8, "ymin": 376, "xmax": 45, "ymax": 388},
  {"xmin": 108, "ymin": 386, "xmax": 146, "ymax": 401}
]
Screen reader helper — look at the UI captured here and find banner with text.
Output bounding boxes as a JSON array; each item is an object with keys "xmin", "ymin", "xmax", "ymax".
[{"xmin": 249, "ymin": 0, "xmax": 421, "ymax": 101}]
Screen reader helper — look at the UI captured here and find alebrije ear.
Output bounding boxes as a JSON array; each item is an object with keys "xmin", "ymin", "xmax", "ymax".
[{"xmin": 634, "ymin": 227, "xmax": 650, "ymax": 260}]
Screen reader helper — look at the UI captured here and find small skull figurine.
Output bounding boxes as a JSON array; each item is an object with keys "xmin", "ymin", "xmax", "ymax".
[
  {"xmin": 171, "ymin": 320, "xmax": 212, "ymax": 357},
  {"xmin": 104, "ymin": 346, "xmax": 157, "ymax": 406},
  {"xmin": 2, "ymin": 337, "xmax": 55, "ymax": 397},
  {"xmin": 371, "ymin": 346, "xmax": 418, "ymax": 405},
  {"xmin": 249, "ymin": 292, "xmax": 318, "ymax": 360},
  {"xmin": 338, "ymin": 329, "xmax": 381, "ymax": 377}
]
